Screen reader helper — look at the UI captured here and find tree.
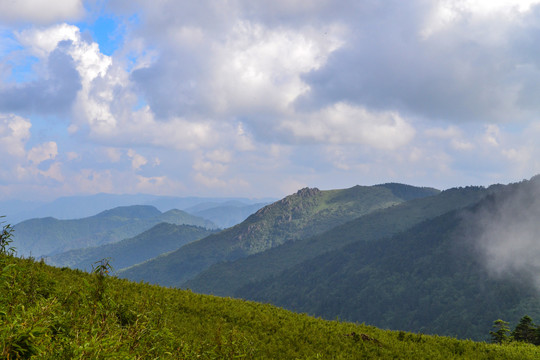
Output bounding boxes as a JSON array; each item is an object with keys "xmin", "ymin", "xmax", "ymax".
[
  {"xmin": 490, "ymin": 319, "xmax": 510, "ymax": 344},
  {"xmin": 512, "ymin": 315, "xmax": 538, "ymax": 344}
]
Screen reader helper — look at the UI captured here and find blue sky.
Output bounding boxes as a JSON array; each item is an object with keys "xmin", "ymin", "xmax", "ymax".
[{"xmin": 2, "ymin": 0, "xmax": 540, "ymax": 201}]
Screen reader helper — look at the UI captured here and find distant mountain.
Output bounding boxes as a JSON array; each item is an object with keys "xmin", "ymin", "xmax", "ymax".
[
  {"xmin": 12, "ymin": 205, "xmax": 217, "ymax": 258},
  {"xmin": 188, "ymin": 202, "xmax": 269, "ymax": 228},
  {"xmin": 3, "ymin": 193, "xmax": 275, "ymax": 224},
  {"xmin": 45, "ymin": 223, "xmax": 216, "ymax": 272},
  {"xmin": 185, "ymin": 185, "xmax": 491, "ymax": 296},
  {"xmin": 229, "ymin": 178, "xmax": 540, "ymax": 341},
  {"xmin": 119, "ymin": 183, "xmax": 439, "ymax": 286}
]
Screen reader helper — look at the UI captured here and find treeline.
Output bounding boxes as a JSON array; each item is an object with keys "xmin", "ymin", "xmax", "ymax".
[{"xmin": 491, "ymin": 316, "xmax": 540, "ymax": 345}]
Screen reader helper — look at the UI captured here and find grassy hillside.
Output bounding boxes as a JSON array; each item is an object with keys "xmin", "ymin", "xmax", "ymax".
[
  {"xmin": 119, "ymin": 184, "xmax": 439, "ymax": 286},
  {"xmin": 45, "ymin": 223, "xmax": 216, "ymax": 271},
  {"xmin": 234, "ymin": 179, "xmax": 540, "ymax": 341},
  {"xmin": 12, "ymin": 205, "xmax": 217, "ymax": 258},
  {"xmin": 185, "ymin": 185, "xmax": 490, "ymax": 296},
  {"xmin": 1, "ymin": 253, "xmax": 539, "ymax": 359}
]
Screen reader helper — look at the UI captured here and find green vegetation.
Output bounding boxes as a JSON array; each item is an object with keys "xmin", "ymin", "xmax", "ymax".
[
  {"xmin": 186, "ymin": 185, "xmax": 490, "ymax": 296},
  {"xmin": 13, "ymin": 205, "xmax": 216, "ymax": 258},
  {"xmin": 489, "ymin": 315, "xmax": 540, "ymax": 346},
  {"xmin": 1, "ymin": 249, "xmax": 539, "ymax": 358},
  {"xmin": 45, "ymin": 223, "xmax": 216, "ymax": 271},
  {"xmin": 232, "ymin": 181, "xmax": 540, "ymax": 341},
  {"xmin": 119, "ymin": 184, "xmax": 438, "ymax": 286}
]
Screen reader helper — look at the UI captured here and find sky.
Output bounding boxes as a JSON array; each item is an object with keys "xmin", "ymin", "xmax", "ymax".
[{"xmin": 2, "ymin": 0, "xmax": 540, "ymax": 201}]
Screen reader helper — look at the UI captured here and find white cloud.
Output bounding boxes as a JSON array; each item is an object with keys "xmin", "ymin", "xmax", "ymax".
[
  {"xmin": 425, "ymin": 126, "xmax": 474, "ymax": 151},
  {"xmin": 483, "ymin": 124, "xmax": 501, "ymax": 146},
  {"xmin": 209, "ymin": 21, "xmax": 344, "ymax": 115},
  {"xmin": 38, "ymin": 161, "xmax": 64, "ymax": 182},
  {"xmin": 0, "ymin": 114, "xmax": 31, "ymax": 157},
  {"xmin": 5, "ymin": 1, "xmax": 540, "ymax": 200},
  {"xmin": 235, "ymin": 123, "xmax": 256, "ymax": 151},
  {"xmin": 14, "ymin": 23, "xmax": 115, "ymax": 132},
  {"xmin": 127, "ymin": 149, "xmax": 147, "ymax": 170},
  {"xmin": 66, "ymin": 151, "xmax": 80, "ymax": 161},
  {"xmin": 0, "ymin": 0, "xmax": 84, "ymax": 25},
  {"xmin": 27, "ymin": 141, "xmax": 58, "ymax": 165},
  {"xmin": 280, "ymin": 102, "xmax": 416, "ymax": 149},
  {"xmin": 422, "ymin": 0, "xmax": 540, "ymax": 39},
  {"xmin": 104, "ymin": 148, "xmax": 122, "ymax": 163},
  {"xmin": 16, "ymin": 23, "xmax": 79, "ymax": 58},
  {"xmin": 72, "ymin": 169, "xmax": 115, "ymax": 194}
]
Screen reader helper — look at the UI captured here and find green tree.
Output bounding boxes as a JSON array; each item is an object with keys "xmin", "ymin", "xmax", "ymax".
[
  {"xmin": 512, "ymin": 315, "xmax": 538, "ymax": 344},
  {"xmin": 490, "ymin": 319, "xmax": 510, "ymax": 344}
]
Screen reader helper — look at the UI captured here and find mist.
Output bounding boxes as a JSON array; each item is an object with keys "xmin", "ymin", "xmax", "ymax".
[{"xmin": 467, "ymin": 176, "xmax": 540, "ymax": 290}]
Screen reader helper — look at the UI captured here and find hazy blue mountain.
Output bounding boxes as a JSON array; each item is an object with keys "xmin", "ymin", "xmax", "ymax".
[
  {"xmin": 185, "ymin": 185, "xmax": 492, "ymax": 296},
  {"xmin": 188, "ymin": 202, "xmax": 269, "ymax": 228},
  {"xmin": 3, "ymin": 193, "xmax": 276, "ymax": 224},
  {"xmin": 119, "ymin": 183, "xmax": 439, "ymax": 286},
  {"xmin": 12, "ymin": 205, "xmax": 217, "ymax": 258},
  {"xmin": 46, "ymin": 223, "xmax": 217, "ymax": 272}
]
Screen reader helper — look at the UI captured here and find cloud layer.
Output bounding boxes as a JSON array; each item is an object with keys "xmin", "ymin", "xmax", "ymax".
[{"xmin": 2, "ymin": 0, "xmax": 540, "ymax": 200}]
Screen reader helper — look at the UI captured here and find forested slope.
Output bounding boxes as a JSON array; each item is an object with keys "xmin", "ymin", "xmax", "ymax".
[
  {"xmin": 185, "ymin": 185, "xmax": 491, "ymax": 295},
  {"xmin": 234, "ymin": 179, "xmax": 540, "ymax": 341},
  {"xmin": 119, "ymin": 183, "xmax": 438, "ymax": 286},
  {"xmin": 45, "ymin": 223, "xmax": 216, "ymax": 271}
]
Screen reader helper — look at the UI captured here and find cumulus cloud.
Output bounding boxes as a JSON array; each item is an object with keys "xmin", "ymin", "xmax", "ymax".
[
  {"xmin": 127, "ymin": 148, "xmax": 147, "ymax": 170},
  {"xmin": 4, "ymin": 0, "xmax": 540, "ymax": 199},
  {"xmin": 0, "ymin": 41, "xmax": 81, "ymax": 115},
  {"xmin": 0, "ymin": 0, "xmax": 84, "ymax": 25},
  {"xmin": 0, "ymin": 113, "xmax": 65, "ymax": 187},
  {"xmin": 207, "ymin": 21, "xmax": 343, "ymax": 116},
  {"xmin": 279, "ymin": 102, "xmax": 415, "ymax": 149},
  {"xmin": 297, "ymin": 0, "xmax": 540, "ymax": 124},
  {"xmin": 27, "ymin": 141, "xmax": 58, "ymax": 165},
  {"xmin": 0, "ymin": 114, "xmax": 31, "ymax": 157}
]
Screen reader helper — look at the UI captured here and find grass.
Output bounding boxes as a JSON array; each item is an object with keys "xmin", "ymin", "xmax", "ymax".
[{"xmin": 1, "ymin": 254, "xmax": 540, "ymax": 359}]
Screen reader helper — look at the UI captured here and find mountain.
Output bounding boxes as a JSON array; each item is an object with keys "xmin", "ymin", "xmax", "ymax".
[
  {"xmin": 119, "ymin": 183, "xmax": 439, "ymax": 286},
  {"xmin": 188, "ymin": 202, "xmax": 270, "ymax": 228},
  {"xmin": 229, "ymin": 178, "xmax": 540, "ymax": 341},
  {"xmin": 12, "ymin": 205, "xmax": 217, "ymax": 257},
  {"xmin": 3, "ymin": 253, "xmax": 538, "ymax": 358},
  {"xmin": 3, "ymin": 193, "xmax": 275, "ymax": 224},
  {"xmin": 45, "ymin": 223, "xmax": 216, "ymax": 271},
  {"xmin": 184, "ymin": 185, "xmax": 492, "ymax": 297}
]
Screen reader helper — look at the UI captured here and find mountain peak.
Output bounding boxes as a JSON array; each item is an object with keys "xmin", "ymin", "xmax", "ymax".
[{"xmin": 295, "ymin": 187, "xmax": 321, "ymax": 197}]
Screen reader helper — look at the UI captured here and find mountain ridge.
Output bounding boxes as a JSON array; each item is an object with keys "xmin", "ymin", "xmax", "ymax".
[
  {"xmin": 228, "ymin": 178, "xmax": 540, "ymax": 341},
  {"xmin": 45, "ymin": 222, "xmax": 217, "ymax": 271},
  {"xmin": 119, "ymin": 183, "xmax": 439, "ymax": 286},
  {"xmin": 184, "ymin": 185, "xmax": 491, "ymax": 296},
  {"xmin": 12, "ymin": 205, "xmax": 217, "ymax": 257}
]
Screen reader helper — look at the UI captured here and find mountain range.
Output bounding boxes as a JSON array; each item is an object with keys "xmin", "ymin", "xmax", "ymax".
[
  {"xmin": 189, "ymin": 178, "xmax": 540, "ymax": 340},
  {"xmin": 118, "ymin": 183, "xmax": 439, "ymax": 286},
  {"xmin": 7, "ymin": 177, "xmax": 540, "ymax": 342},
  {"xmin": 184, "ymin": 185, "xmax": 492, "ymax": 297},
  {"xmin": 44, "ymin": 223, "xmax": 216, "ymax": 272},
  {"xmin": 12, "ymin": 205, "xmax": 216, "ymax": 257},
  {"xmin": 2, "ymin": 193, "xmax": 273, "ymax": 225}
]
